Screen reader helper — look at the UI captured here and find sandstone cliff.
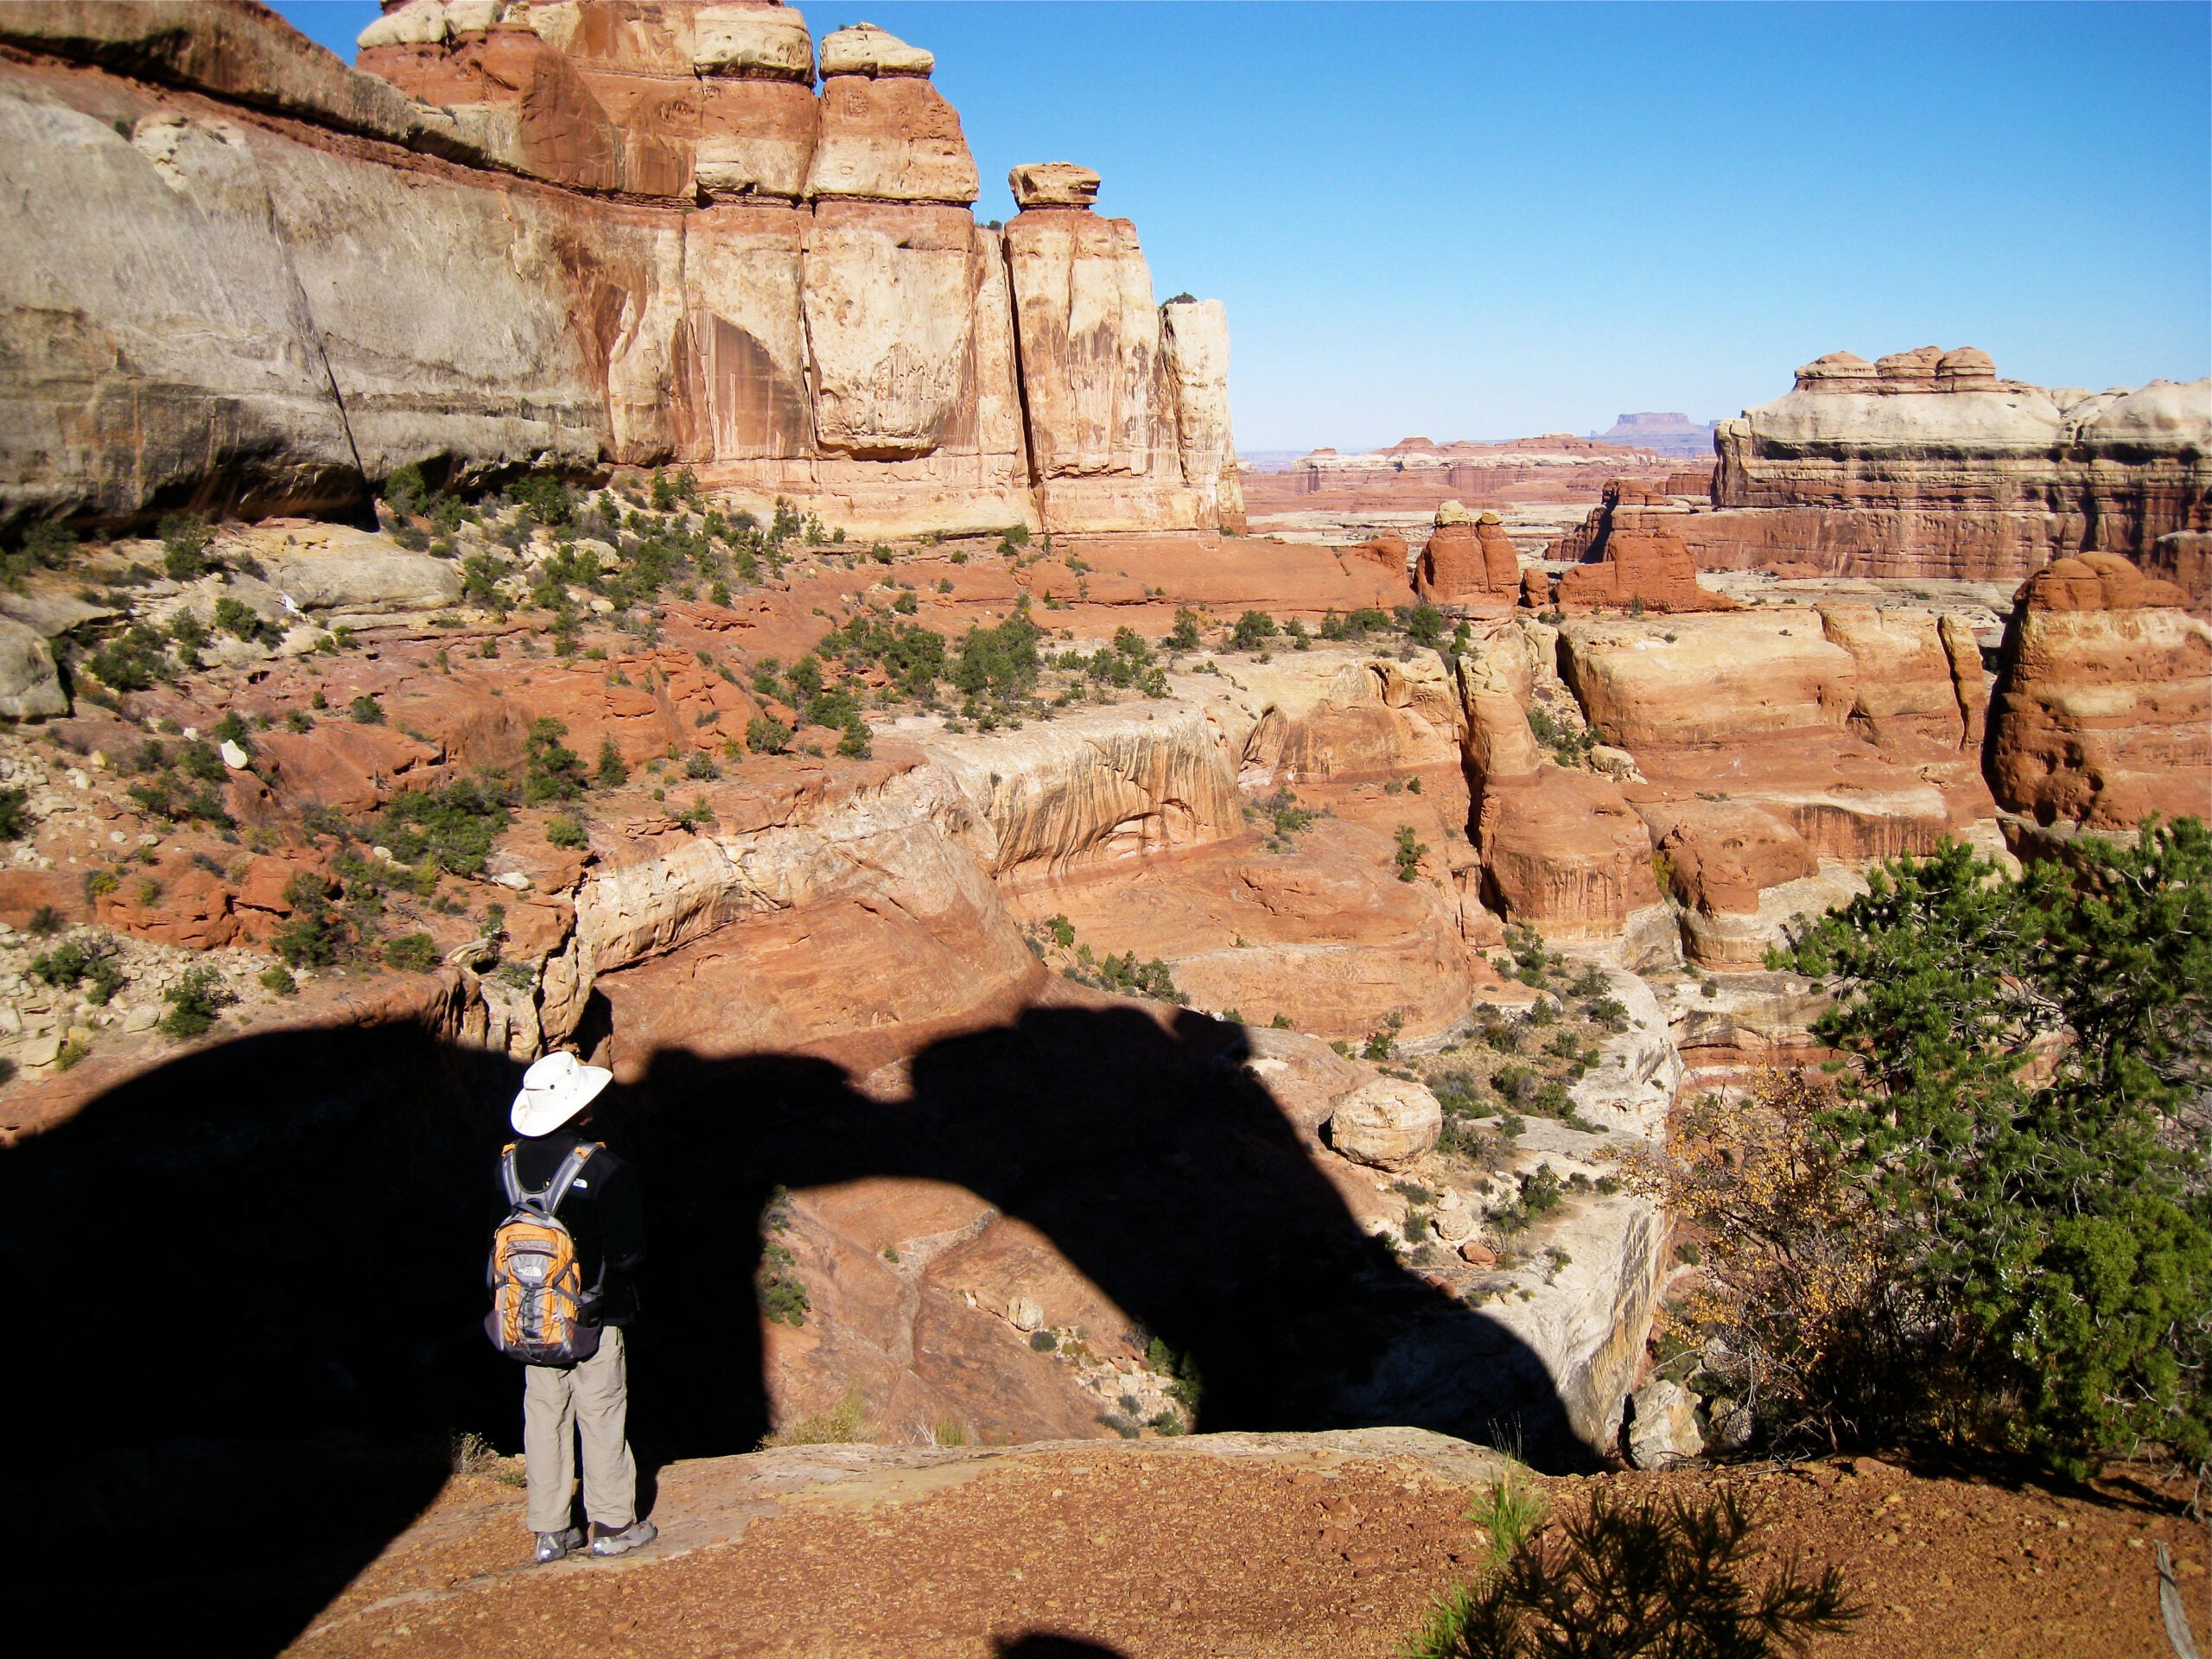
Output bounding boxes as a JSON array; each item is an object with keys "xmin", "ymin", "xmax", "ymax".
[
  {"xmin": 0, "ymin": 2, "xmax": 1235, "ymax": 538},
  {"xmin": 1986, "ymin": 551, "xmax": 2211, "ymax": 830},
  {"xmin": 1549, "ymin": 347, "xmax": 2211, "ymax": 584}
]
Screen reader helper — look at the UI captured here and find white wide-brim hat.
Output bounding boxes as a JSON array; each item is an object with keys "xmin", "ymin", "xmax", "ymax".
[{"xmin": 511, "ymin": 1050, "xmax": 613, "ymax": 1136}]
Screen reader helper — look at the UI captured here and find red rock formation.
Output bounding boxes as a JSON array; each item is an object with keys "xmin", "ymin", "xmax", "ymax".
[
  {"xmin": 1478, "ymin": 766, "xmax": 1663, "ymax": 943},
  {"xmin": 1555, "ymin": 527, "xmax": 1737, "ymax": 615},
  {"xmin": 1415, "ymin": 505, "xmax": 1519, "ymax": 607},
  {"xmin": 1547, "ymin": 352, "xmax": 2210, "ymax": 582},
  {"xmin": 1701, "ymin": 349, "xmax": 2209, "ymax": 580},
  {"xmin": 1988, "ymin": 553, "xmax": 2212, "ymax": 828},
  {"xmin": 1002, "ymin": 188, "xmax": 1205, "ymax": 532}
]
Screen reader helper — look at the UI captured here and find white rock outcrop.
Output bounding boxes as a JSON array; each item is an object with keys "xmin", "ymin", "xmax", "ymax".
[{"xmin": 1326, "ymin": 1077, "xmax": 1444, "ymax": 1170}]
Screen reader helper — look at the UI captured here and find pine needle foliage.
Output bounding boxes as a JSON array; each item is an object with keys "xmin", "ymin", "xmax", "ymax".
[
  {"xmin": 1404, "ymin": 1489, "xmax": 1856, "ymax": 1659},
  {"xmin": 1777, "ymin": 818, "xmax": 2212, "ymax": 1474}
]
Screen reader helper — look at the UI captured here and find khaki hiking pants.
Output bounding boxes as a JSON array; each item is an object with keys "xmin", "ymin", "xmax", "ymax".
[{"xmin": 523, "ymin": 1325, "xmax": 638, "ymax": 1535}]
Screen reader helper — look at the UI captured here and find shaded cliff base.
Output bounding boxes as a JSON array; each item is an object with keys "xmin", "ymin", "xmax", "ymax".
[{"xmin": 287, "ymin": 1436, "xmax": 2199, "ymax": 1659}]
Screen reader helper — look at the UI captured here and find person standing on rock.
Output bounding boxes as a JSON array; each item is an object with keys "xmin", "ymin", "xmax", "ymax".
[{"xmin": 487, "ymin": 1050, "xmax": 657, "ymax": 1565}]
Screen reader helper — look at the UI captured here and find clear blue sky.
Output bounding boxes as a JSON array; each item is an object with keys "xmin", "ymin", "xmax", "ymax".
[{"xmin": 275, "ymin": 2, "xmax": 2209, "ymax": 452}]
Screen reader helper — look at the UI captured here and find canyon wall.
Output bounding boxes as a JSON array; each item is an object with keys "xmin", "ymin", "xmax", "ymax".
[
  {"xmin": 0, "ymin": 1, "xmax": 1234, "ymax": 537},
  {"xmin": 1550, "ymin": 348, "xmax": 2211, "ymax": 585}
]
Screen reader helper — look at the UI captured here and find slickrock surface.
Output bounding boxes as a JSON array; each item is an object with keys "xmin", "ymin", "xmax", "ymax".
[
  {"xmin": 271, "ymin": 1439, "xmax": 2197, "ymax": 1659},
  {"xmin": 0, "ymin": 1, "xmax": 1232, "ymax": 537}
]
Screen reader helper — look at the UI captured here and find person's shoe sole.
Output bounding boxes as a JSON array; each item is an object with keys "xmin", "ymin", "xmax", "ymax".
[{"xmin": 588, "ymin": 1520, "xmax": 658, "ymax": 1557}]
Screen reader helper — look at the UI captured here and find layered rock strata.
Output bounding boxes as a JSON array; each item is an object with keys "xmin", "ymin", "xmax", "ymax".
[
  {"xmin": 1549, "ymin": 348, "xmax": 2211, "ymax": 583},
  {"xmin": 0, "ymin": 2, "xmax": 1235, "ymax": 538},
  {"xmin": 1986, "ymin": 552, "xmax": 2211, "ymax": 829}
]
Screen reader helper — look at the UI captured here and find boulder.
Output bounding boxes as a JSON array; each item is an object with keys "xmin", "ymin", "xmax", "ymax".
[
  {"xmin": 1326, "ymin": 1077, "xmax": 1443, "ymax": 1171},
  {"xmin": 1008, "ymin": 162, "xmax": 1100, "ymax": 209},
  {"xmin": 0, "ymin": 617, "xmax": 67, "ymax": 717},
  {"xmin": 817, "ymin": 23, "xmax": 935, "ymax": 78},
  {"xmin": 257, "ymin": 527, "xmax": 462, "ymax": 613},
  {"xmin": 1625, "ymin": 1378, "xmax": 1704, "ymax": 1468}
]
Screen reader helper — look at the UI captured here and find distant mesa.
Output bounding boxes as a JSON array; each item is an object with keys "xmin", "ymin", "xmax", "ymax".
[
  {"xmin": 1548, "ymin": 346, "xmax": 2212, "ymax": 588},
  {"xmin": 1591, "ymin": 412, "xmax": 1720, "ymax": 460}
]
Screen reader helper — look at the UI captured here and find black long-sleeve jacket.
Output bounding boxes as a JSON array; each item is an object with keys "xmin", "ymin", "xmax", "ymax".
[{"xmin": 497, "ymin": 1130, "xmax": 645, "ymax": 1326}]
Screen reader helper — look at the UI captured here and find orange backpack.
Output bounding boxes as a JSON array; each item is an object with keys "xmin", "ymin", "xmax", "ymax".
[{"xmin": 485, "ymin": 1141, "xmax": 604, "ymax": 1365}]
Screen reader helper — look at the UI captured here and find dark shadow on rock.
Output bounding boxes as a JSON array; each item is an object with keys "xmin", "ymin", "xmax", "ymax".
[
  {"xmin": 628, "ymin": 1005, "xmax": 1574, "ymax": 1460},
  {"xmin": 993, "ymin": 1636, "xmax": 1129, "ymax": 1658},
  {"xmin": 0, "ymin": 1019, "xmax": 524, "ymax": 1653},
  {"xmin": 1, "ymin": 1001, "xmax": 1578, "ymax": 1653}
]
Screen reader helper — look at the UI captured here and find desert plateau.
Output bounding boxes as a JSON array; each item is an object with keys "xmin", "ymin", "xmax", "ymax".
[{"xmin": 0, "ymin": 3, "xmax": 2206, "ymax": 1656}]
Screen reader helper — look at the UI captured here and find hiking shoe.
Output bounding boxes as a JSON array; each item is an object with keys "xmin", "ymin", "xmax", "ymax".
[
  {"xmin": 534, "ymin": 1527, "xmax": 583, "ymax": 1565},
  {"xmin": 588, "ymin": 1519, "xmax": 658, "ymax": 1558}
]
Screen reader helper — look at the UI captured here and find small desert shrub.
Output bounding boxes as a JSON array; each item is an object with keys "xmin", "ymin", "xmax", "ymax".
[
  {"xmin": 383, "ymin": 932, "xmax": 438, "ymax": 972},
  {"xmin": 160, "ymin": 965, "xmax": 236, "ymax": 1039},
  {"xmin": 259, "ymin": 964, "xmax": 298, "ymax": 996},
  {"xmin": 1402, "ymin": 1487, "xmax": 1856, "ymax": 1659},
  {"xmin": 0, "ymin": 786, "xmax": 29, "ymax": 842},
  {"xmin": 1230, "ymin": 609, "xmax": 1277, "ymax": 651},
  {"xmin": 595, "ymin": 737, "xmax": 629, "ymax": 789},
  {"xmin": 544, "ymin": 813, "xmax": 587, "ymax": 850}
]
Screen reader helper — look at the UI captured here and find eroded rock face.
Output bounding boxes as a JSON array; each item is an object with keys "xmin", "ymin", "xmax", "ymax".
[
  {"xmin": 1694, "ymin": 350, "xmax": 2211, "ymax": 581},
  {"xmin": 1416, "ymin": 506, "xmax": 1520, "ymax": 607},
  {"xmin": 0, "ymin": 3, "xmax": 1234, "ymax": 540},
  {"xmin": 1004, "ymin": 203, "xmax": 1198, "ymax": 532},
  {"xmin": 1988, "ymin": 553, "xmax": 2212, "ymax": 828},
  {"xmin": 1552, "ymin": 526, "xmax": 1737, "ymax": 615},
  {"xmin": 0, "ymin": 620, "xmax": 67, "ymax": 719}
]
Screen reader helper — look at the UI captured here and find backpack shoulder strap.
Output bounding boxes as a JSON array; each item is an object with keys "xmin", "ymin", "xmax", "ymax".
[
  {"xmin": 538, "ymin": 1142, "xmax": 596, "ymax": 1219},
  {"xmin": 498, "ymin": 1143, "xmax": 528, "ymax": 1210}
]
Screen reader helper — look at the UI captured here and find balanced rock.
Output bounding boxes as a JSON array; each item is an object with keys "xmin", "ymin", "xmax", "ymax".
[
  {"xmin": 1326, "ymin": 1077, "xmax": 1443, "ymax": 1171},
  {"xmin": 1008, "ymin": 162, "xmax": 1100, "ymax": 209},
  {"xmin": 818, "ymin": 22, "xmax": 935, "ymax": 78}
]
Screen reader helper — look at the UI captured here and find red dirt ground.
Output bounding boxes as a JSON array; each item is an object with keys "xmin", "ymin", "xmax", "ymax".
[{"xmin": 283, "ymin": 1439, "xmax": 2206, "ymax": 1658}]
